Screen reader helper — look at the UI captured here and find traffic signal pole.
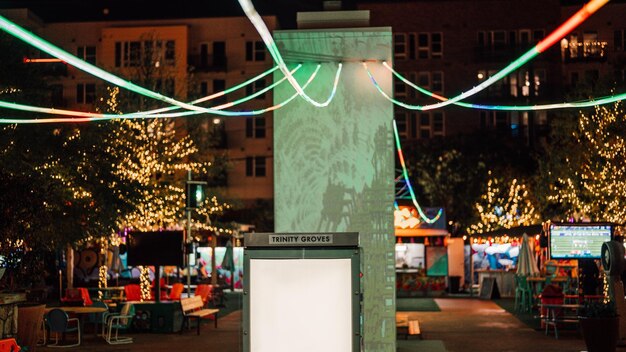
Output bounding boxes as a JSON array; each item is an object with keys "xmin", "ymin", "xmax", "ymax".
[{"xmin": 186, "ymin": 170, "xmax": 192, "ymax": 298}]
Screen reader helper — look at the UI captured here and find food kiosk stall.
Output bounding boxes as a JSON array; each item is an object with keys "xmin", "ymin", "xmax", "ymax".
[
  {"xmin": 470, "ymin": 225, "xmax": 542, "ymax": 297},
  {"xmin": 395, "ymin": 205, "xmax": 453, "ymax": 297}
]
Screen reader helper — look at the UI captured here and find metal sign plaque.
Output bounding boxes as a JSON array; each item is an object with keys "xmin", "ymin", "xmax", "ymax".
[{"xmin": 244, "ymin": 232, "xmax": 359, "ymax": 248}]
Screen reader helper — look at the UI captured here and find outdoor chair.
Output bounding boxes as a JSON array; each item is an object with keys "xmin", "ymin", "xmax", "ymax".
[
  {"xmin": 46, "ymin": 308, "xmax": 81, "ymax": 348},
  {"xmin": 102, "ymin": 302, "xmax": 135, "ymax": 344},
  {"xmin": 514, "ymin": 275, "xmax": 533, "ymax": 313},
  {"xmin": 169, "ymin": 283, "xmax": 184, "ymax": 301},
  {"xmin": 194, "ymin": 284, "xmax": 213, "ymax": 307},
  {"xmin": 17, "ymin": 304, "xmax": 45, "ymax": 351},
  {"xmin": 124, "ymin": 284, "xmax": 142, "ymax": 301}
]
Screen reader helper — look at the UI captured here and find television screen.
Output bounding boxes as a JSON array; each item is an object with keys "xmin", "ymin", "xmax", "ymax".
[
  {"xmin": 549, "ymin": 223, "xmax": 612, "ymax": 259},
  {"xmin": 127, "ymin": 231, "xmax": 184, "ymax": 267}
]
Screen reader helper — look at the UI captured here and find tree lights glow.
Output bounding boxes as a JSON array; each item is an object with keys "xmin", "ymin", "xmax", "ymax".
[
  {"xmin": 543, "ymin": 103, "xmax": 626, "ymax": 223},
  {"xmin": 466, "ymin": 173, "xmax": 540, "ymax": 235}
]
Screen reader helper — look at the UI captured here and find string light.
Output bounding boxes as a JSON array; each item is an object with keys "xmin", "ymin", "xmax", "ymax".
[
  {"xmin": 139, "ymin": 266, "xmax": 150, "ymax": 301},
  {"xmin": 381, "ymin": 61, "xmax": 626, "ymax": 111},
  {"xmin": 392, "ymin": 119, "xmax": 442, "ymax": 224},
  {"xmin": 237, "ymin": 0, "xmax": 340, "ymax": 108},
  {"xmin": 0, "ymin": 64, "xmax": 332, "ymax": 124},
  {"xmin": 98, "ymin": 265, "xmax": 108, "ymax": 300}
]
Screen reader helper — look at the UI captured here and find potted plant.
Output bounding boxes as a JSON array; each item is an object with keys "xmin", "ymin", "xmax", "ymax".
[{"xmin": 579, "ymin": 300, "xmax": 619, "ymax": 352}]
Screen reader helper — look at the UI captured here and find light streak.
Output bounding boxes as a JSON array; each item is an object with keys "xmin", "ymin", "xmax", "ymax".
[
  {"xmin": 237, "ymin": 0, "xmax": 340, "ymax": 108},
  {"xmin": 0, "ymin": 64, "xmax": 324, "ymax": 124},
  {"xmin": 377, "ymin": 62, "xmax": 626, "ymax": 111},
  {"xmin": 392, "ymin": 119, "xmax": 443, "ymax": 224},
  {"xmin": 362, "ymin": 0, "xmax": 608, "ymax": 111}
]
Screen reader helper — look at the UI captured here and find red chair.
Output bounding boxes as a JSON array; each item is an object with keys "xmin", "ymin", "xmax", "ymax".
[
  {"xmin": 61, "ymin": 288, "xmax": 92, "ymax": 306},
  {"xmin": 151, "ymin": 278, "xmax": 169, "ymax": 300},
  {"xmin": 194, "ymin": 284, "xmax": 213, "ymax": 307},
  {"xmin": 124, "ymin": 284, "xmax": 142, "ymax": 301},
  {"xmin": 0, "ymin": 338, "xmax": 20, "ymax": 352},
  {"xmin": 169, "ymin": 283, "xmax": 184, "ymax": 301}
]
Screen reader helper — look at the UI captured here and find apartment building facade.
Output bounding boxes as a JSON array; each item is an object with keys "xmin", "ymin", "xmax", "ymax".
[
  {"xmin": 1, "ymin": 9, "xmax": 277, "ymax": 208},
  {"xmin": 358, "ymin": 0, "xmax": 626, "ymax": 144}
]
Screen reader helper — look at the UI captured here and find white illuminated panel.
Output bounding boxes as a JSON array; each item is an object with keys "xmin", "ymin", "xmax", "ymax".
[{"xmin": 250, "ymin": 259, "xmax": 352, "ymax": 352}]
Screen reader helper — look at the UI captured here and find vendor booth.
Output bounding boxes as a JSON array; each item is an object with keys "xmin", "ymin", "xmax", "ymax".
[
  {"xmin": 394, "ymin": 205, "xmax": 456, "ymax": 296},
  {"xmin": 470, "ymin": 225, "xmax": 542, "ymax": 298}
]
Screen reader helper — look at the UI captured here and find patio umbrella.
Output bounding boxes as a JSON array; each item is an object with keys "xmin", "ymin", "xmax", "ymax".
[
  {"xmin": 516, "ymin": 233, "xmax": 539, "ymax": 276},
  {"xmin": 221, "ymin": 240, "xmax": 235, "ymax": 291}
]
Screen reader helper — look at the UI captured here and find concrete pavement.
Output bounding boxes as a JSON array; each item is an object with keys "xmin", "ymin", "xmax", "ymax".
[{"xmin": 37, "ymin": 298, "xmax": 591, "ymax": 352}]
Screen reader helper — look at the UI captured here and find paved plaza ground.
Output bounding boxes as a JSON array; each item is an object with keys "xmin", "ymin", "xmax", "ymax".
[{"xmin": 37, "ymin": 298, "xmax": 593, "ymax": 352}]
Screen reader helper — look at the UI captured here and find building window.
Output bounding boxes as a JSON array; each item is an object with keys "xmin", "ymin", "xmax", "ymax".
[
  {"xmin": 431, "ymin": 71, "xmax": 443, "ymax": 93},
  {"xmin": 246, "ymin": 116, "xmax": 266, "ymax": 139},
  {"xmin": 394, "ymin": 33, "xmax": 407, "ymax": 60},
  {"xmin": 533, "ymin": 30, "xmax": 545, "ymax": 42},
  {"xmin": 156, "ymin": 78, "xmax": 175, "ymax": 97},
  {"xmin": 115, "ymin": 40, "xmax": 175, "ymax": 67},
  {"xmin": 77, "ymin": 46, "xmax": 96, "ymax": 65},
  {"xmin": 563, "ymin": 31, "xmax": 607, "ymax": 60},
  {"xmin": 164, "ymin": 40, "xmax": 176, "ymax": 65},
  {"xmin": 433, "ymin": 112, "xmax": 444, "ymax": 136},
  {"xmin": 417, "ymin": 33, "xmax": 428, "ymax": 59},
  {"xmin": 200, "ymin": 81, "xmax": 208, "ymax": 96},
  {"xmin": 214, "ymin": 79, "xmax": 226, "ymax": 105},
  {"xmin": 245, "ymin": 78, "xmax": 267, "ymax": 99},
  {"xmin": 478, "ymin": 30, "xmax": 507, "ymax": 49},
  {"xmin": 431, "ymin": 33, "xmax": 442, "ymax": 57},
  {"xmin": 408, "ymin": 33, "xmax": 417, "ymax": 60},
  {"xmin": 408, "ymin": 72, "xmax": 418, "ymax": 98},
  {"xmin": 76, "ymin": 83, "xmax": 95, "ymax": 104},
  {"xmin": 246, "ymin": 41, "xmax": 265, "ymax": 62},
  {"xmin": 395, "ymin": 73, "xmax": 407, "ymax": 98},
  {"xmin": 395, "ymin": 111, "xmax": 408, "ymax": 138},
  {"xmin": 614, "ymin": 30, "xmax": 625, "ymax": 51},
  {"xmin": 418, "ymin": 72, "xmax": 430, "ymax": 90},
  {"xmin": 246, "ymin": 156, "xmax": 266, "ymax": 177},
  {"xmin": 419, "ymin": 113, "xmax": 431, "ymax": 139},
  {"xmin": 519, "ymin": 30, "xmax": 531, "ymax": 46}
]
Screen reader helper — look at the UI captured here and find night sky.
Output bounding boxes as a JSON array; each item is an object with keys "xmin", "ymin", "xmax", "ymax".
[{"xmin": 0, "ymin": 0, "xmax": 358, "ymax": 29}]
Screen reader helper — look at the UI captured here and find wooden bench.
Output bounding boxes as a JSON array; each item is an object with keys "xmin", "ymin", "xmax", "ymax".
[
  {"xmin": 180, "ymin": 296, "xmax": 219, "ymax": 335},
  {"xmin": 396, "ymin": 314, "xmax": 422, "ymax": 340}
]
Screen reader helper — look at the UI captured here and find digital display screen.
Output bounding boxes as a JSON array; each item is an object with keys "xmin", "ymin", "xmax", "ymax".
[
  {"xmin": 127, "ymin": 231, "xmax": 184, "ymax": 266},
  {"xmin": 550, "ymin": 224, "xmax": 612, "ymax": 259}
]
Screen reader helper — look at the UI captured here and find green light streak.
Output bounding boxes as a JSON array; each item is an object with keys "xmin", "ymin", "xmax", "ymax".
[
  {"xmin": 382, "ymin": 62, "xmax": 626, "ymax": 111},
  {"xmin": 0, "ymin": 14, "xmax": 278, "ymax": 115},
  {"xmin": 237, "ymin": 0, "xmax": 340, "ymax": 108},
  {"xmin": 0, "ymin": 64, "xmax": 323, "ymax": 123}
]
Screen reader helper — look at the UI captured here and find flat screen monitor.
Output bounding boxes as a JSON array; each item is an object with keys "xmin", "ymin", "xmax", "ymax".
[
  {"xmin": 549, "ymin": 223, "xmax": 612, "ymax": 259},
  {"xmin": 127, "ymin": 231, "xmax": 184, "ymax": 267}
]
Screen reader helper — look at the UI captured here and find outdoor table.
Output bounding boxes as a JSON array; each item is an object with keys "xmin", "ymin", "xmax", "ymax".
[
  {"xmin": 540, "ymin": 303, "xmax": 581, "ymax": 339},
  {"xmin": 45, "ymin": 306, "xmax": 108, "ymax": 337},
  {"xmin": 527, "ymin": 276, "xmax": 569, "ymax": 297}
]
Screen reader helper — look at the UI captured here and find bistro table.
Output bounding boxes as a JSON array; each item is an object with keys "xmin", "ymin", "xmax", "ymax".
[{"xmin": 45, "ymin": 306, "xmax": 109, "ymax": 338}]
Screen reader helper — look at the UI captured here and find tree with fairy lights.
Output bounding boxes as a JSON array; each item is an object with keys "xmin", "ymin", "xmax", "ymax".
[
  {"xmin": 466, "ymin": 172, "xmax": 541, "ymax": 235},
  {"xmin": 537, "ymin": 102, "xmax": 626, "ymax": 223},
  {"xmin": 96, "ymin": 31, "xmax": 232, "ymax": 233}
]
